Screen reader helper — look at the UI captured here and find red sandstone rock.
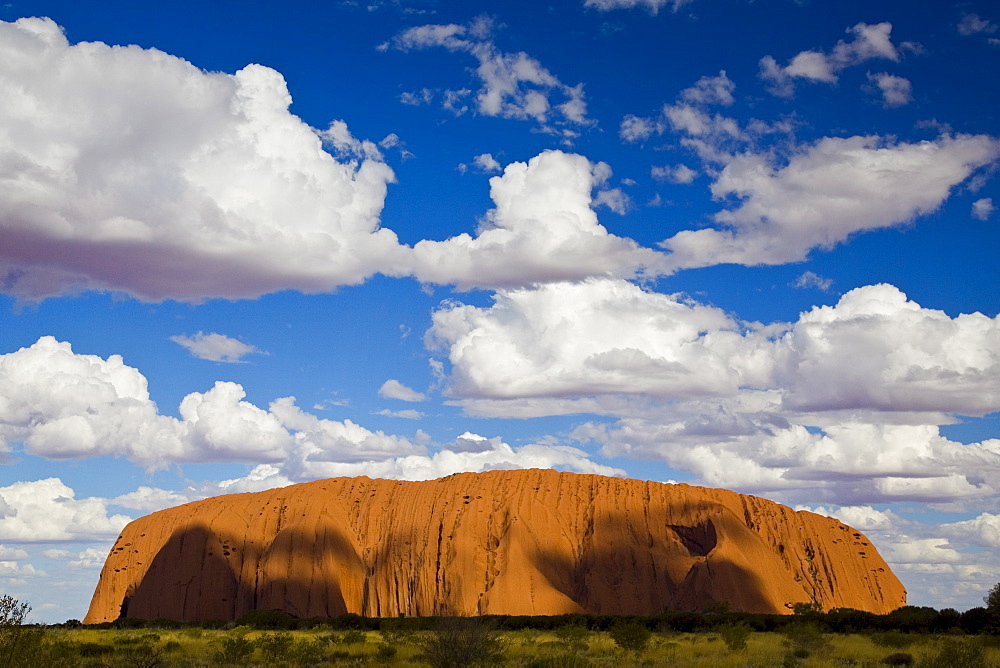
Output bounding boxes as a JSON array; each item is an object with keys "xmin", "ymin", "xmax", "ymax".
[{"xmin": 84, "ymin": 470, "xmax": 905, "ymax": 623}]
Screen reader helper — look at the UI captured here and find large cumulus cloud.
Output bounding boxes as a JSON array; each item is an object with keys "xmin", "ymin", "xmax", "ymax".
[
  {"xmin": 0, "ymin": 17, "xmax": 404, "ymax": 300},
  {"xmin": 430, "ymin": 279, "xmax": 1000, "ymax": 416},
  {"xmin": 412, "ymin": 151, "xmax": 667, "ymax": 289},
  {"xmin": 0, "ymin": 336, "xmax": 617, "ymax": 481},
  {"xmin": 0, "ymin": 19, "xmax": 667, "ymax": 300},
  {"xmin": 429, "ymin": 279, "xmax": 1000, "ymax": 505}
]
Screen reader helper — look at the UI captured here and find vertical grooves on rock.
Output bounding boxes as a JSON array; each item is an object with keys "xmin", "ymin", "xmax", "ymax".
[{"xmin": 83, "ymin": 470, "xmax": 907, "ymax": 623}]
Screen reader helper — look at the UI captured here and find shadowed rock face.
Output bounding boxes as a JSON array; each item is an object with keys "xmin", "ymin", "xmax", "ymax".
[{"xmin": 84, "ymin": 470, "xmax": 905, "ymax": 623}]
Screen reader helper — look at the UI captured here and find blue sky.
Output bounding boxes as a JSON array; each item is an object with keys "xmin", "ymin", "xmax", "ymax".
[{"xmin": 0, "ymin": 0, "xmax": 998, "ymax": 622}]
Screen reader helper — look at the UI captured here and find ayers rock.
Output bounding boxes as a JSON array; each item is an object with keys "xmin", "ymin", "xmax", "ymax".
[{"xmin": 85, "ymin": 469, "xmax": 905, "ymax": 623}]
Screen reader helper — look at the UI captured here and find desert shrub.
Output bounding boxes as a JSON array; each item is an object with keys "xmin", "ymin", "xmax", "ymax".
[
  {"xmin": 289, "ymin": 638, "xmax": 329, "ymax": 665},
  {"xmin": 116, "ymin": 640, "xmax": 167, "ymax": 668},
  {"xmin": 341, "ymin": 629, "xmax": 368, "ymax": 645},
  {"xmin": 792, "ymin": 602, "xmax": 821, "ymax": 616},
  {"xmin": 74, "ymin": 641, "xmax": 116, "ymax": 657},
  {"xmin": 376, "ymin": 642, "xmax": 398, "ymax": 660},
  {"xmin": 256, "ymin": 631, "xmax": 294, "ymax": 662},
  {"xmin": 923, "ymin": 638, "xmax": 987, "ymax": 668},
  {"xmin": 607, "ymin": 620, "xmax": 651, "ymax": 652},
  {"xmin": 417, "ymin": 618, "xmax": 509, "ymax": 668},
  {"xmin": 211, "ymin": 631, "xmax": 256, "ymax": 664},
  {"xmin": 381, "ymin": 620, "xmax": 416, "ymax": 646},
  {"xmin": 717, "ymin": 622, "xmax": 751, "ymax": 651},
  {"xmin": 553, "ymin": 624, "xmax": 589, "ymax": 652},
  {"xmin": 781, "ymin": 621, "xmax": 828, "ymax": 653},
  {"xmin": 0, "ymin": 595, "xmax": 47, "ymax": 668},
  {"xmin": 880, "ymin": 652, "xmax": 913, "ymax": 666}
]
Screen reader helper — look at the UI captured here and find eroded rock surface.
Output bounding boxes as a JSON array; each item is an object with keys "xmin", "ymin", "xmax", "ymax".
[{"xmin": 85, "ymin": 470, "xmax": 905, "ymax": 622}]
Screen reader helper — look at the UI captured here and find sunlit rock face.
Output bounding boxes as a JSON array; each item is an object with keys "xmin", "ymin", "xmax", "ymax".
[{"xmin": 84, "ymin": 470, "xmax": 905, "ymax": 623}]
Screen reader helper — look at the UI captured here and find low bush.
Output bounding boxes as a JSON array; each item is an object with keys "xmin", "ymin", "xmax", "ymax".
[
  {"xmin": 341, "ymin": 629, "xmax": 368, "ymax": 644},
  {"xmin": 376, "ymin": 642, "xmax": 398, "ymax": 660},
  {"xmin": 923, "ymin": 638, "xmax": 988, "ymax": 668},
  {"xmin": 211, "ymin": 631, "xmax": 255, "ymax": 664},
  {"xmin": 256, "ymin": 631, "xmax": 294, "ymax": 662},
  {"xmin": 418, "ymin": 618, "xmax": 509, "ymax": 668},
  {"xmin": 607, "ymin": 620, "xmax": 651, "ymax": 652},
  {"xmin": 717, "ymin": 621, "xmax": 752, "ymax": 651}
]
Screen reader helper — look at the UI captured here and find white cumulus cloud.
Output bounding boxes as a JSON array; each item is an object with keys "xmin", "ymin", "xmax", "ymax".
[
  {"xmin": 472, "ymin": 153, "xmax": 502, "ymax": 173},
  {"xmin": 0, "ymin": 17, "xmax": 406, "ymax": 302},
  {"xmin": 0, "ymin": 479, "xmax": 130, "ymax": 542},
  {"xmin": 429, "ymin": 280, "xmax": 1000, "ymax": 505},
  {"xmin": 411, "ymin": 151, "xmax": 667, "ymax": 289},
  {"xmin": 378, "ymin": 379, "xmax": 427, "ymax": 402}
]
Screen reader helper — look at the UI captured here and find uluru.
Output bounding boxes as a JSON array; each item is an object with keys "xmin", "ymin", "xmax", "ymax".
[{"xmin": 84, "ymin": 469, "xmax": 905, "ymax": 623}]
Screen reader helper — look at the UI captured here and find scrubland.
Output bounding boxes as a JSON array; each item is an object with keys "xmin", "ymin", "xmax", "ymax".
[{"xmin": 17, "ymin": 624, "xmax": 1000, "ymax": 667}]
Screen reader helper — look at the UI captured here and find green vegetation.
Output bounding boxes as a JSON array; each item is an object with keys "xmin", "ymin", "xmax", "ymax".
[
  {"xmin": 3, "ymin": 586, "xmax": 1000, "ymax": 666},
  {"xmin": 26, "ymin": 624, "xmax": 1000, "ymax": 666}
]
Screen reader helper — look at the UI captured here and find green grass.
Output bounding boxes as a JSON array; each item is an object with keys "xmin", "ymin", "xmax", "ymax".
[{"xmin": 35, "ymin": 626, "xmax": 1000, "ymax": 666}]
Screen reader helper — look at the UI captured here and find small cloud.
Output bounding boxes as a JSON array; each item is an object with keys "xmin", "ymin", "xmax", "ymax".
[
  {"xmin": 169, "ymin": 332, "xmax": 265, "ymax": 363},
  {"xmin": 972, "ymin": 198, "xmax": 995, "ymax": 221},
  {"xmin": 379, "ymin": 133, "xmax": 401, "ymax": 149},
  {"xmin": 651, "ymin": 164, "xmax": 697, "ymax": 184},
  {"xmin": 867, "ymin": 72, "xmax": 912, "ymax": 107},
  {"xmin": 376, "ymin": 408, "xmax": 425, "ymax": 419},
  {"xmin": 958, "ymin": 13, "xmax": 997, "ymax": 36},
  {"xmin": 378, "ymin": 379, "xmax": 427, "ymax": 402},
  {"xmin": 584, "ymin": 0, "xmax": 691, "ymax": 15},
  {"xmin": 619, "ymin": 114, "xmax": 662, "ymax": 143},
  {"xmin": 313, "ymin": 397, "xmax": 350, "ymax": 410},
  {"xmin": 792, "ymin": 271, "xmax": 833, "ymax": 291},
  {"xmin": 473, "ymin": 153, "xmax": 502, "ymax": 173},
  {"xmin": 0, "ymin": 546, "xmax": 29, "ymax": 560},
  {"xmin": 400, "ymin": 88, "xmax": 434, "ymax": 106}
]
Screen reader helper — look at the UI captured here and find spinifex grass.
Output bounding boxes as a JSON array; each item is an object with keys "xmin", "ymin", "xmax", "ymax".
[{"xmin": 37, "ymin": 627, "xmax": 1000, "ymax": 666}]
